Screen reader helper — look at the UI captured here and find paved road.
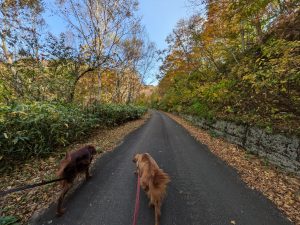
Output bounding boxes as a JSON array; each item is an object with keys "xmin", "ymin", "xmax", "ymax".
[{"xmin": 32, "ymin": 111, "xmax": 292, "ymax": 225}]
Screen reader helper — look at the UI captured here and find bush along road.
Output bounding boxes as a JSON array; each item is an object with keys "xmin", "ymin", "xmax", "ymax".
[{"xmin": 0, "ymin": 103, "xmax": 147, "ymax": 160}]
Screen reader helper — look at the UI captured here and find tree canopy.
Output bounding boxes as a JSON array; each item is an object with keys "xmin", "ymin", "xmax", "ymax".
[
  {"xmin": 154, "ymin": 0, "xmax": 300, "ymax": 135},
  {"xmin": 0, "ymin": 0, "xmax": 156, "ymax": 105}
]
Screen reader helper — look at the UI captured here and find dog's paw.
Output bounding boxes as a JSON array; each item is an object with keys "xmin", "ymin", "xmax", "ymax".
[
  {"xmin": 56, "ymin": 208, "xmax": 66, "ymax": 217},
  {"xmin": 144, "ymin": 186, "xmax": 149, "ymax": 192},
  {"xmin": 148, "ymin": 202, "xmax": 154, "ymax": 208}
]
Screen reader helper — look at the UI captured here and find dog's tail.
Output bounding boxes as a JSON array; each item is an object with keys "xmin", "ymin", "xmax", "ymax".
[
  {"xmin": 153, "ymin": 169, "xmax": 170, "ymax": 188},
  {"xmin": 57, "ymin": 152, "xmax": 72, "ymax": 178},
  {"xmin": 149, "ymin": 169, "xmax": 170, "ymax": 202},
  {"xmin": 154, "ymin": 201, "xmax": 161, "ymax": 225},
  {"xmin": 151, "ymin": 170, "xmax": 169, "ymax": 225}
]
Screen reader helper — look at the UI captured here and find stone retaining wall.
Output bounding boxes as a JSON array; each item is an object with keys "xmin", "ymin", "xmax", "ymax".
[{"xmin": 181, "ymin": 114, "xmax": 300, "ymax": 175}]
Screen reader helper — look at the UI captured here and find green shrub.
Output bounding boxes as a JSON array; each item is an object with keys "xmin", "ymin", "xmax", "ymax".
[
  {"xmin": 156, "ymin": 39, "xmax": 300, "ymax": 135},
  {"xmin": 0, "ymin": 102, "xmax": 147, "ymax": 159},
  {"xmin": 187, "ymin": 102, "xmax": 213, "ymax": 119},
  {"xmin": 0, "ymin": 216, "xmax": 20, "ymax": 225}
]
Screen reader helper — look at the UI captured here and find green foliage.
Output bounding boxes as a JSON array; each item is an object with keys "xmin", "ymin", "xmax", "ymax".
[
  {"xmin": 230, "ymin": 40, "xmax": 300, "ymax": 120},
  {"xmin": 87, "ymin": 104, "xmax": 146, "ymax": 126},
  {"xmin": 153, "ymin": 1, "xmax": 299, "ymax": 136},
  {"xmin": 156, "ymin": 39, "xmax": 300, "ymax": 135},
  {"xmin": 209, "ymin": 130, "xmax": 220, "ymax": 138},
  {"xmin": 0, "ymin": 216, "xmax": 20, "ymax": 225},
  {"xmin": 0, "ymin": 102, "xmax": 147, "ymax": 160},
  {"xmin": 187, "ymin": 102, "xmax": 213, "ymax": 119}
]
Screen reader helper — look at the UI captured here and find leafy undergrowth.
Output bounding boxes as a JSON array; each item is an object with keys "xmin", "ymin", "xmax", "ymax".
[
  {"xmin": 0, "ymin": 113, "xmax": 150, "ymax": 224},
  {"xmin": 0, "ymin": 102, "xmax": 146, "ymax": 160},
  {"xmin": 166, "ymin": 112, "xmax": 300, "ymax": 225}
]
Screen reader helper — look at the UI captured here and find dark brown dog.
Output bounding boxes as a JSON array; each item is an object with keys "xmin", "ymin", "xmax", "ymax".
[
  {"xmin": 133, "ymin": 153, "xmax": 170, "ymax": 225},
  {"xmin": 56, "ymin": 145, "xmax": 96, "ymax": 216}
]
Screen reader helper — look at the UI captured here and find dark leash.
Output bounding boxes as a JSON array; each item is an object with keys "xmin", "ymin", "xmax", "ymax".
[{"xmin": 0, "ymin": 177, "xmax": 66, "ymax": 197}]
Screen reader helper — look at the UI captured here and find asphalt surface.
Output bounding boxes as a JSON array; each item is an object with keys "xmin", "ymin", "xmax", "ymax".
[{"xmin": 31, "ymin": 111, "xmax": 292, "ymax": 225}]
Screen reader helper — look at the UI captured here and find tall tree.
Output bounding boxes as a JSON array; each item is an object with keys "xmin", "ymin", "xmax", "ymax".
[
  {"xmin": 0, "ymin": 0, "xmax": 44, "ymax": 101},
  {"xmin": 56, "ymin": 0, "xmax": 140, "ymax": 102}
]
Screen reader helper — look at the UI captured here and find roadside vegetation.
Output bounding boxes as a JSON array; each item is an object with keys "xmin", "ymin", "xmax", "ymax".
[
  {"xmin": 0, "ymin": 103, "xmax": 146, "ymax": 160},
  {"xmin": 0, "ymin": 113, "xmax": 150, "ymax": 224},
  {"xmin": 151, "ymin": 0, "xmax": 300, "ymax": 136},
  {"xmin": 0, "ymin": 0, "xmax": 153, "ymax": 165},
  {"xmin": 0, "ymin": 2, "xmax": 150, "ymax": 223}
]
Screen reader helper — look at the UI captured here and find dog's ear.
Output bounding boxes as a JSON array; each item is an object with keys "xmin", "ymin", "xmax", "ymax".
[
  {"xmin": 141, "ymin": 153, "xmax": 149, "ymax": 162},
  {"xmin": 133, "ymin": 154, "xmax": 138, "ymax": 163},
  {"xmin": 65, "ymin": 151, "xmax": 71, "ymax": 161},
  {"xmin": 87, "ymin": 145, "xmax": 97, "ymax": 155}
]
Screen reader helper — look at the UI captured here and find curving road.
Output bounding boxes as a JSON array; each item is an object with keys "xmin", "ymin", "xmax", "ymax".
[{"xmin": 31, "ymin": 111, "xmax": 292, "ymax": 225}]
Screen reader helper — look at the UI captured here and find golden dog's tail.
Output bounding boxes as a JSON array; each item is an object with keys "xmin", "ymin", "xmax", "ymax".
[
  {"xmin": 150, "ymin": 169, "xmax": 170, "ymax": 225},
  {"xmin": 150, "ymin": 169, "xmax": 170, "ymax": 200},
  {"xmin": 153, "ymin": 169, "xmax": 170, "ymax": 188},
  {"xmin": 57, "ymin": 152, "xmax": 72, "ymax": 178}
]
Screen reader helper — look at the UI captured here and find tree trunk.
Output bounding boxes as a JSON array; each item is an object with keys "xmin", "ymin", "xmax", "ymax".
[
  {"xmin": 205, "ymin": 49, "xmax": 221, "ymax": 73},
  {"xmin": 97, "ymin": 70, "xmax": 102, "ymax": 103},
  {"xmin": 126, "ymin": 74, "xmax": 133, "ymax": 104},
  {"xmin": 254, "ymin": 17, "xmax": 263, "ymax": 44},
  {"xmin": 113, "ymin": 74, "xmax": 121, "ymax": 103},
  {"xmin": 241, "ymin": 26, "xmax": 245, "ymax": 52},
  {"xmin": 68, "ymin": 68, "xmax": 94, "ymax": 102},
  {"xmin": 68, "ymin": 84, "xmax": 76, "ymax": 103},
  {"xmin": 1, "ymin": 33, "xmax": 23, "ymax": 97}
]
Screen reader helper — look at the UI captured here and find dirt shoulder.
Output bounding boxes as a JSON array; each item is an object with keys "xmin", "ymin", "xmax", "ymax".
[
  {"xmin": 0, "ymin": 113, "xmax": 150, "ymax": 224},
  {"xmin": 166, "ymin": 112, "xmax": 300, "ymax": 225}
]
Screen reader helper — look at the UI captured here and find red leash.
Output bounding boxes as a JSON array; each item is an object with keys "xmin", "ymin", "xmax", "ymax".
[{"xmin": 132, "ymin": 174, "xmax": 141, "ymax": 225}]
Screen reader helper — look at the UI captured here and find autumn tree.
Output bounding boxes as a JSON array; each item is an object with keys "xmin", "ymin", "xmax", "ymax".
[
  {"xmin": 0, "ymin": 0, "xmax": 44, "ymax": 102},
  {"xmin": 56, "ymin": 0, "xmax": 141, "ymax": 102},
  {"xmin": 155, "ymin": 0, "xmax": 300, "ymax": 133}
]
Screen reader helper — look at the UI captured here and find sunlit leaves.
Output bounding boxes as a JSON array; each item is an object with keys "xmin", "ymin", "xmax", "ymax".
[{"xmin": 155, "ymin": 0, "xmax": 299, "ymax": 135}]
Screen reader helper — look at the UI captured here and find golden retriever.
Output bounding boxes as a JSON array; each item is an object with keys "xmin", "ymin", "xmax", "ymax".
[{"xmin": 133, "ymin": 153, "xmax": 170, "ymax": 225}]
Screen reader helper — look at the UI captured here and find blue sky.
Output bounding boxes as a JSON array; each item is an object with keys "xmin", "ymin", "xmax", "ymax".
[
  {"xmin": 138, "ymin": 0, "xmax": 191, "ymax": 84},
  {"xmin": 45, "ymin": 0, "xmax": 190, "ymax": 50},
  {"xmin": 44, "ymin": 0, "xmax": 192, "ymax": 84},
  {"xmin": 138, "ymin": 0, "xmax": 189, "ymax": 50}
]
